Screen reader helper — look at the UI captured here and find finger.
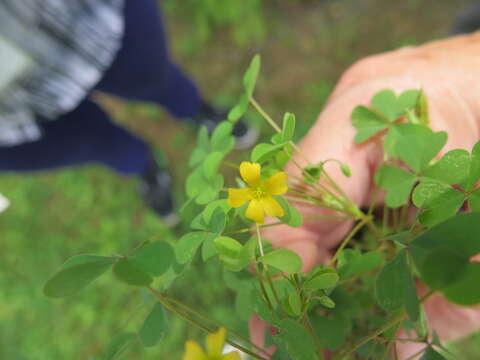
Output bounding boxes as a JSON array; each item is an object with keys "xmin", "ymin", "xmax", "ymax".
[{"xmin": 332, "ymin": 32, "xmax": 480, "ymax": 102}]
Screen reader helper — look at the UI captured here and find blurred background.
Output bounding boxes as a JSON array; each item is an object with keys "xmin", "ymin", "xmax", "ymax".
[{"xmin": 1, "ymin": 0, "xmax": 479, "ymax": 358}]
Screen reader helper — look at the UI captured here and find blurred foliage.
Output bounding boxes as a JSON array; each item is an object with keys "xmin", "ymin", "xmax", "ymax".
[{"xmin": 163, "ymin": 0, "xmax": 265, "ymax": 51}]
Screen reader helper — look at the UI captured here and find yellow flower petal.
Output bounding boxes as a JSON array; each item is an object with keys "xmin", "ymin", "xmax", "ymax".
[
  {"xmin": 222, "ymin": 352, "xmax": 242, "ymax": 360},
  {"xmin": 228, "ymin": 188, "xmax": 252, "ymax": 208},
  {"xmin": 265, "ymin": 172, "xmax": 288, "ymax": 195},
  {"xmin": 240, "ymin": 162, "xmax": 261, "ymax": 187},
  {"xmin": 206, "ymin": 327, "xmax": 226, "ymax": 357},
  {"xmin": 246, "ymin": 199, "xmax": 265, "ymax": 224},
  {"xmin": 183, "ymin": 341, "xmax": 207, "ymax": 360},
  {"xmin": 261, "ymin": 196, "xmax": 284, "ymax": 217}
]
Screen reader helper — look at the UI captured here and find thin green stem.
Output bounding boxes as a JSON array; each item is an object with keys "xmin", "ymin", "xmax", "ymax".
[
  {"xmin": 380, "ymin": 323, "xmax": 401, "ymax": 360},
  {"xmin": 250, "ymin": 97, "xmax": 282, "ymax": 132},
  {"xmin": 256, "ymin": 224, "xmax": 265, "ymax": 257},
  {"xmin": 226, "ymin": 215, "xmax": 350, "ymax": 237},
  {"xmin": 346, "ymin": 312, "xmax": 405, "ymax": 357},
  {"xmin": 400, "ymin": 203, "xmax": 409, "ymax": 229},
  {"xmin": 290, "ymin": 172, "xmax": 332, "ymax": 198},
  {"xmin": 223, "ymin": 161, "xmax": 240, "ymax": 170},
  {"xmin": 288, "ymin": 187, "xmax": 314, "ymax": 198},
  {"xmin": 366, "ymin": 220, "xmax": 383, "ymax": 239},
  {"xmin": 304, "ymin": 215, "xmax": 352, "ymax": 221},
  {"xmin": 163, "ymin": 296, "xmax": 269, "ymax": 356},
  {"xmin": 382, "ymin": 203, "xmax": 388, "ymax": 233},
  {"xmin": 393, "ymin": 207, "xmax": 400, "ymax": 232},
  {"xmin": 386, "ymin": 338, "xmax": 429, "ymax": 344},
  {"xmin": 304, "ymin": 315, "xmax": 325, "ymax": 360},
  {"xmin": 148, "ymin": 287, "xmax": 266, "ymax": 360},
  {"xmin": 254, "ymin": 224, "xmax": 275, "ymax": 313},
  {"xmin": 322, "ymin": 170, "xmax": 350, "ymax": 201},
  {"xmin": 328, "ymin": 216, "xmax": 372, "ymax": 266},
  {"xmin": 251, "ymin": 96, "xmax": 314, "ymax": 169},
  {"xmin": 225, "ymin": 222, "xmax": 279, "ymax": 236},
  {"xmin": 405, "ymin": 347, "xmax": 428, "ymax": 360},
  {"xmin": 284, "ymin": 195, "xmax": 348, "ymax": 214},
  {"xmin": 284, "ymin": 196, "xmax": 319, "ymax": 206},
  {"xmin": 255, "ymin": 263, "xmax": 274, "ymax": 311},
  {"xmin": 266, "ymin": 275, "xmax": 286, "ymax": 314},
  {"xmin": 344, "ymin": 290, "xmax": 436, "ymax": 357},
  {"xmin": 367, "ymin": 187, "xmax": 380, "ymax": 217},
  {"xmin": 256, "ymin": 224, "xmax": 285, "ymax": 314}
]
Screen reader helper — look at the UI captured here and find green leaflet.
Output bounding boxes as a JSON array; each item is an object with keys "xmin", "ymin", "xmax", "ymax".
[
  {"xmin": 44, "ymin": 257, "xmax": 115, "ymax": 298},
  {"xmin": 374, "ymin": 165, "xmax": 417, "ymax": 208},
  {"xmin": 251, "ymin": 142, "xmax": 286, "ymax": 163},
  {"xmin": 411, "ymin": 213, "xmax": 480, "ymax": 305},
  {"xmin": 139, "ymin": 303, "xmax": 168, "ymax": 347},
  {"xmin": 175, "ymin": 231, "xmax": 210, "ymax": 264},
  {"xmin": 276, "ymin": 196, "xmax": 303, "ymax": 227},
  {"xmin": 423, "ymin": 149, "xmax": 470, "ymax": 185},
  {"xmin": 351, "ymin": 105, "xmax": 389, "ymax": 143},
  {"xmin": 113, "ymin": 258, "xmax": 152, "ymax": 287},
  {"xmin": 259, "ymin": 248, "xmax": 302, "ymax": 274},
  {"xmin": 243, "ymin": 54, "xmax": 261, "ymax": 98},
  {"xmin": 129, "ymin": 241, "xmax": 174, "ymax": 277},
  {"xmin": 338, "ymin": 250, "xmax": 384, "ymax": 277},
  {"xmin": 104, "ymin": 332, "xmax": 136, "ymax": 360},
  {"xmin": 273, "ymin": 319, "xmax": 317, "ymax": 360},
  {"xmin": 375, "ymin": 250, "xmax": 418, "ymax": 318}
]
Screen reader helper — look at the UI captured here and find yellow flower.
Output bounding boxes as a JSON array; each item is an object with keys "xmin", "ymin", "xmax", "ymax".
[
  {"xmin": 182, "ymin": 327, "xmax": 241, "ymax": 360},
  {"xmin": 228, "ymin": 162, "xmax": 288, "ymax": 224}
]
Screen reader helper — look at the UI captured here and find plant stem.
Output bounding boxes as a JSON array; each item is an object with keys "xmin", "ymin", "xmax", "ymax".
[
  {"xmin": 284, "ymin": 196, "xmax": 319, "ymax": 206},
  {"xmin": 147, "ymin": 287, "xmax": 267, "ymax": 359},
  {"xmin": 250, "ymin": 97, "xmax": 282, "ymax": 132},
  {"xmin": 266, "ymin": 274, "xmax": 286, "ymax": 313},
  {"xmin": 344, "ymin": 290, "xmax": 436, "ymax": 357},
  {"xmin": 223, "ymin": 161, "xmax": 240, "ymax": 170},
  {"xmin": 304, "ymin": 215, "xmax": 352, "ymax": 221},
  {"xmin": 256, "ymin": 224, "xmax": 286, "ymax": 313},
  {"xmin": 225, "ymin": 221, "xmax": 286, "ymax": 236},
  {"xmin": 382, "ymin": 203, "xmax": 388, "ymax": 233},
  {"xmin": 254, "ymin": 224, "xmax": 275, "ymax": 311},
  {"xmin": 255, "ymin": 263, "xmax": 274, "ymax": 311},
  {"xmin": 289, "ymin": 172, "xmax": 332, "ymax": 199},
  {"xmin": 366, "ymin": 220, "xmax": 383, "ymax": 239},
  {"xmin": 256, "ymin": 224, "xmax": 265, "ymax": 257},
  {"xmin": 347, "ymin": 312, "xmax": 405, "ymax": 357},
  {"xmin": 380, "ymin": 323, "xmax": 401, "ymax": 360},
  {"xmin": 304, "ymin": 315, "xmax": 325, "ymax": 360},
  {"xmin": 405, "ymin": 347, "xmax": 428, "ymax": 360},
  {"xmin": 163, "ymin": 295, "xmax": 269, "ymax": 356},
  {"xmin": 328, "ymin": 215, "xmax": 372, "ymax": 266}
]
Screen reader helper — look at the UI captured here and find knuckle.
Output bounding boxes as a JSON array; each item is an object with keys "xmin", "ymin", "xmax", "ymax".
[{"xmin": 340, "ymin": 55, "xmax": 381, "ymax": 83}]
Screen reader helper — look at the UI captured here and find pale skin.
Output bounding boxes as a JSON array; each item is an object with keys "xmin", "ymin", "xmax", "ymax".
[{"xmin": 249, "ymin": 32, "xmax": 480, "ymax": 359}]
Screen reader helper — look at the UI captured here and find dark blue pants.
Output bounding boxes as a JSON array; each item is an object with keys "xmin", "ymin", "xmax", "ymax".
[{"xmin": 0, "ymin": 0, "xmax": 201, "ymax": 175}]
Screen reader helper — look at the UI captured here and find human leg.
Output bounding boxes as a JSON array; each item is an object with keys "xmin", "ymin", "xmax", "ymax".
[
  {"xmin": 95, "ymin": 0, "xmax": 258, "ymax": 147},
  {"xmin": 0, "ymin": 99, "xmax": 150, "ymax": 174},
  {"xmin": 95, "ymin": 0, "xmax": 201, "ymax": 119}
]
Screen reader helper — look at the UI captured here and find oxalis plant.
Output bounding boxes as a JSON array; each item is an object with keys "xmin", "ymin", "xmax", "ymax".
[{"xmin": 43, "ymin": 55, "xmax": 480, "ymax": 360}]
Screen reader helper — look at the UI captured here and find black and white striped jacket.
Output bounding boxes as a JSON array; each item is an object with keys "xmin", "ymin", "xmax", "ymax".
[{"xmin": 0, "ymin": 0, "xmax": 124, "ymax": 146}]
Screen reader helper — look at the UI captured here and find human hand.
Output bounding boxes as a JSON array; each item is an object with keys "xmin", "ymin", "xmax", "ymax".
[{"xmin": 250, "ymin": 32, "xmax": 480, "ymax": 359}]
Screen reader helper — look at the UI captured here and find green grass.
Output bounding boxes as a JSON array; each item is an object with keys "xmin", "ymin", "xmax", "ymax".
[{"xmin": 1, "ymin": 0, "xmax": 479, "ymax": 359}]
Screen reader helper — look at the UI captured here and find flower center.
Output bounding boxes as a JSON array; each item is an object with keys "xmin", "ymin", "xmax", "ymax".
[{"xmin": 251, "ymin": 185, "xmax": 267, "ymax": 199}]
